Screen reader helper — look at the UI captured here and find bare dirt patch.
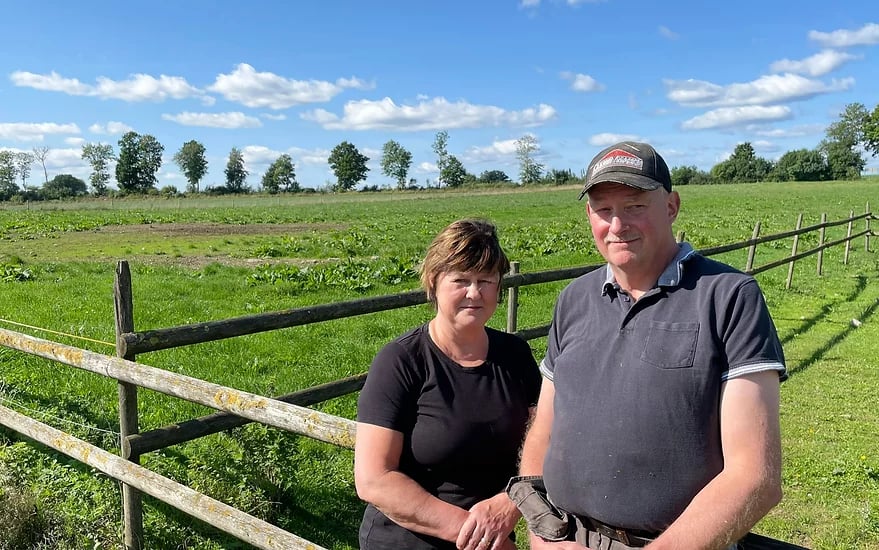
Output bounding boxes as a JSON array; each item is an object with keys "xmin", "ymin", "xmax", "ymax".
[
  {"xmin": 96, "ymin": 222, "xmax": 346, "ymax": 238},
  {"xmin": 128, "ymin": 253, "xmax": 327, "ymax": 270}
]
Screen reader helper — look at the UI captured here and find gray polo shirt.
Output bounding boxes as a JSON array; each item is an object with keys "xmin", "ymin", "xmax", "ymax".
[{"xmin": 541, "ymin": 243, "xmax": 786, "ymax": 533}]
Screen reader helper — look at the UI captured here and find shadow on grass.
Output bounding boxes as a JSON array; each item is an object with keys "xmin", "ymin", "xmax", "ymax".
[
  {"xmin": 782, "ymin": 275, "xmax": 879, "ymax": 378},
  {"xmin": 777, "ymin": 275, "xmax": 867, "ymax": 348}
]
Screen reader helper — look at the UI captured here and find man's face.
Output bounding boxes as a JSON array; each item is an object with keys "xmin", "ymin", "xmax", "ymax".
[{"xmin": 586, "ymin": 183, "xmax": 680, "ymax": 273}]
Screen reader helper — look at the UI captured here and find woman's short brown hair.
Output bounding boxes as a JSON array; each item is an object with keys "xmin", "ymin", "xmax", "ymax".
[{"xmin": 420, "ymin": 219, "xmax": 510, "ymax": 304}]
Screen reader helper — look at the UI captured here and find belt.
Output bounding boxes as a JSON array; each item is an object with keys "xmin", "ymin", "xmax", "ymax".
[{"xmin": 574, "ymin": 515, "xmax": 658, "ymax": 548}]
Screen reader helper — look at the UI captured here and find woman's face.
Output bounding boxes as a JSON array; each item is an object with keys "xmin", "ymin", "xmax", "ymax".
[{"xmin": 432, "ymin": 270, "xmax": 500, "ymax": 330}]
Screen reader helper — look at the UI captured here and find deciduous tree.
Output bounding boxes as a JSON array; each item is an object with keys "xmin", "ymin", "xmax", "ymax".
[
  {"xmin": 711, "ymin": 142, "xmax": 773, "ymax": 183},
  {"xmin": 670, "ymin": 165, "xmax": 712, "ymax": 186},
  {"xmin": 516, "ymin": 134, "xmax": 543, "ymax": 184},
  {"xmin": 0, "ymin": 150, "xmax": 19, "ymax": 200},
  {"xmin": 478, "ymin": 170, "xmax": 510, "ymax": 183},
  {"xmin": 820, "ymin": 103, "xmax": 868, "ymax": 180},
  {"xmin": 328, "ymin": 141, "xmax": 370, "ymax": 191},
  {"xmin": 432, "ymin": 131, "xmax": 449, "ymax": 187},
  {"xmin": 261, "ymin": 154, "xmax": 297, "ymax": 193},
  {"xmin": 173, "ymin": 140, "xmax": 208, "ymax": 193},
  {"xmin": 15, "ymin": 152, "xmax": 33, "ymax": 189},
  {"xmin": 771, "ymin": 149, "xmax": 829, "ymax": 182},
  {"xmin": 441, "ymin": 155, "xmax": 467, "ymax": 188},
  {"xmin": 863, "ymin": 103, "xmax": 879, "ymax": 158},
  {"xmin": 43, "ymin": 174, "xmax": 87, "ymax": 199},
  {"xmin": 380, "ymin": 140, "xmax": 413, "ymax": 189},
  {"xmin": 224, "ymin": 147, "xmax": 248, "ymax": 193},
  {"xmin": 32, "ymin": 146, "xmax": 49, "ymax": 184},
  {"xmin": 81, "ymin": 143, "xmax": 115, "ymax": 196},
  {"xmin": 116, "ymin": 131, "xmax": 164, "ymax": 193}
]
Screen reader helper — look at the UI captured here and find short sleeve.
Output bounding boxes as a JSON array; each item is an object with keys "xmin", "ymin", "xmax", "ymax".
[
  {"xmin": 357, "ymin": 342, "xmax": 422, "ymax": 431},
  {"xmin": 540, "ymin": 297, "xmax": 563, "ymax": 381},
  {"xmin": 721, "ymin": 279, "xmax": 787, "ymax": 381}
]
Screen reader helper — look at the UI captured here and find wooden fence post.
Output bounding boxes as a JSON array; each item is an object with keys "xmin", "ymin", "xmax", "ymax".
[
  {"xmin": 114, "ymin": 261, "xmax": 144, "ymax": 550},
  {"xmin": 844, "ymin": 210, "xmax": 854, "ymax": 265},
  {"xmin": 506, "ymin": 261, "xmax": 520, "ymax": 333},
  {"xmin": 817, "ymin": 213, "xmax": 827, "ymax": 275},
  {"xmin": 746, "ymin": 221, "xmax": 761, "ymax": 272},
  {"xmin": 785, "ymin": 214, "xmax": 804, "ymax": 290},
  {"xmin": 867, "ymin": 202, "xmax": 872, "ymax": 252}
]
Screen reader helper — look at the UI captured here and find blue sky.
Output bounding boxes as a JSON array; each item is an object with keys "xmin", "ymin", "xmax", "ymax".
[{"xmin": 1, "ymin": 0, "xmax": 877, "ymax": 190}]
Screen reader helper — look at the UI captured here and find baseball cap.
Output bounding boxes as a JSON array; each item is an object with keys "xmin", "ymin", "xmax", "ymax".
[{"xmin": 577, "ymin": 141, "xmax": 672, "ymax": 200}]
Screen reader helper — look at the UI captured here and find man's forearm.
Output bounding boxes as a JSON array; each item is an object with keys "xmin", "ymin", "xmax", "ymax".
[{"xmin": 645, "ymin": 465, "xmax": 782, "ymax": 550}]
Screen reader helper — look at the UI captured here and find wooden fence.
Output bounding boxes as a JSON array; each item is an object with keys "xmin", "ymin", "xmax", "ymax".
[{"xmin": 0, "ymin": 206, "xmax": 874, "ymax": 549}]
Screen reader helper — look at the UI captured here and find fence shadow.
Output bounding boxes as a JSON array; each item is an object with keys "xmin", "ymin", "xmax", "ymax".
[
  {"xmin": 779, "ymin": 275, "xmax": 876, "ymax": 378},
  {"xmin": 787, "ymin": 296, "xmax": 879, "ymax": 377},
  {"xmin": 777, "ymin": 275, "xmax": 867, "ymax": 347}
]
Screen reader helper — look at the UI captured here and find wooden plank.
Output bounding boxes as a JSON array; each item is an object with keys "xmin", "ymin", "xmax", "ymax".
[
  {"xmin": 118, "ymin": 266, "xmax": 604, "ymax": 355},
  {"xmin": 127, "ymin": 373, "xmax": 367, "ymax": 456},
  {"xmin": 0, "ymin": 329, "xmax": 356, "ymax": 449},
  {"xmin": 0, "ymin": 404, "xmax": 326, "ymax": 550}
]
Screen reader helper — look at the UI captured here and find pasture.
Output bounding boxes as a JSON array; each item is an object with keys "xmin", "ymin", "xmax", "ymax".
[{"xmin": 0, "ymin": 181, "xmax": 877, "ymax": 549}]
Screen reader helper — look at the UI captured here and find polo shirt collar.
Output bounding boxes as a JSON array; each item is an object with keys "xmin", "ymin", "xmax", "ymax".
[{"xmin": 601, "ymin": 242, "xmax": 697, "ymax": 295}]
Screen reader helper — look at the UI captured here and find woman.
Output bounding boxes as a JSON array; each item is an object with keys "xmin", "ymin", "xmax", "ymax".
[{"xmin": 355, "ymin": 219, "xmax": 541, "ymax": 550}]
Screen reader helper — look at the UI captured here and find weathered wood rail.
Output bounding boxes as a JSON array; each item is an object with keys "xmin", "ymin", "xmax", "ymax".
[{"xmin": 0, "ymin": 206, "xmax": 873, "ymax": 549}]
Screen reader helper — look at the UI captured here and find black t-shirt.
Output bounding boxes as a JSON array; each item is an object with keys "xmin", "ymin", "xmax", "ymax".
[{"xmin": 357, "ymin": 324, "xmax": 541, "ymax": 549}]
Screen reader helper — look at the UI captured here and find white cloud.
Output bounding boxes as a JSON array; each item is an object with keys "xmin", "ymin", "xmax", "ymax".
[
  {"xmin": 769, "ymin": 50, "xmax": 860, "ymax": 77},
  {"xmin": 64, "ymin": 137, "xmax": 86, "ymax": 146},
  {"xmin": 208, "ymin": 63, "xmax": 373, "ymax": 109},
  {"xmin": 520, "ymin": 0, "xmax": 540, "ymax": 6},
  {"xmin": 659, "ymin": 26, "xmax": 679, "ymax": 40},
  {"xmin": 809, "ymin": 22, "xmax": 879, "ymax": 48},
  {"xmin": 161, "ymin": 112, "xmax": 262, "ymax": 129},
  {"xmin": 301, "ymin": 97, "xmax": 557, "ymax": 131},
  {"xmin": 0, "ymin": 122, "xmax": 80, "ymax": 141},
  {"xmin": 464, "ymin": 138, "xmax": 521, "ymax": 163},
  {"xmin": 560, "ymin": 71, "xmax": 605, "ymax": 92},
  {"xmin": 241, "ymin": 145, "xmax": 283, "ymax": 167},
  {"xmin": 589, "ymin": 133, "xmax": 642, "ymax": 146},
  {"xmin": 46, "ymin": 147, "xmax": 89, "ymax": 172},
  {"xmin": 11, "ymin": 70, "xmax": 210, "ymax": 103},
  {"xmin": 665, "ymin": 73, "xmax": 854, "ymax": 107},
  {"xmin": 288, "ymin": 147, "xmax": 331, "ymax": 165},
  {"xmin": 417, "ymin": 162, "xmax": 438, "ymax": 174},
  {"xmin": 260, "ymin": 113, "xmax": 287, "ymax": 121},
  {"xmin": 88, "ymin": 121, "xmax": 133, "ymax": 135},
  {"xmin": 750, "ymin": 123, "xmax": 825, "ymax": 138},
  {"xmin": 682, "ymin": 105, "xmax": 792, "ymax": 130}
]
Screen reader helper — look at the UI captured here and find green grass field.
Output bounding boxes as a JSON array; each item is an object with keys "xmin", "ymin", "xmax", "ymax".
[{"xmin": 0, "ymin": 181, "xmax": 877, "ymax": 549}]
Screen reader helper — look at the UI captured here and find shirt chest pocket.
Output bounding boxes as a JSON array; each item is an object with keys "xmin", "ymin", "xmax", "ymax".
[{"xmin": 639, "ymin": 321, "xmax": 699, "ymax": 369}]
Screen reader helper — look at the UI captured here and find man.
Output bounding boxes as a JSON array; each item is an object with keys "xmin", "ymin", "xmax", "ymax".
[{"xmin": 515, "ymin": 142, "xmax": 786, "ymax": 550}]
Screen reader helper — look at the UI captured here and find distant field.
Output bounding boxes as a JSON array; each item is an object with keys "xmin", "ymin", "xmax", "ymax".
[{"xmin": 0, "ymin": 181, "xmax": 877, "ymax": 549}]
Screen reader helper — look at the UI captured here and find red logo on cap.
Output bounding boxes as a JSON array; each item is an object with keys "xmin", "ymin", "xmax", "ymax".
[{"xmin": 592, "ymin": 149, "xmax": 644, "ymax": 175}]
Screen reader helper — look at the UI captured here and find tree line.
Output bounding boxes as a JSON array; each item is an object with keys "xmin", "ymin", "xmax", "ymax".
[{"xmin": 1, "ymin": 102, "xmax": 877, "ymax": 202}]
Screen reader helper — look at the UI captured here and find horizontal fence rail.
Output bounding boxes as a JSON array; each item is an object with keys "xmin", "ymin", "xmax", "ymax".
[
  {"xmin": 128, "ymin": 373, "xmax": 367, "ymax": 457},
  {"xmin": 0, "ymin": 404, "xmax": 326, "ymax": 550},
  {"xmin": 119, "ymin": 266, "xmax": 603, "ymax": 356},
  {"xmin": 0, "ymin": 329, "xmax": 356, "ymax": 450}
]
